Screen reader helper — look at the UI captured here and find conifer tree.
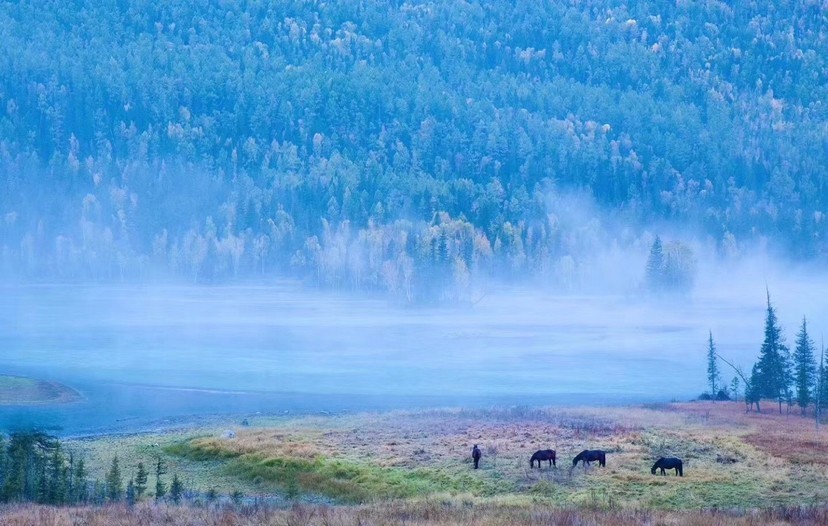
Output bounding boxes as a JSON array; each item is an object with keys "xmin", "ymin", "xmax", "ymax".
[
  {"xmin": 819, "ymin": 342, "xmax": 828, "ymax": 414},
  {"xmin": 154, "ymin": 457, "xmax": 167, "ymax": 502},
  {"xmin": 134, "ymin": 461, "xmax": 148, "ymax": 500},
  {"xmin": 645, "ymin": 236, "xmax": 664, "ymax": 290},
  {"xmin": 754, "ymin": 292, "xmax": 790, "ymax": 413},
  {"xmin": 170, "ymin": 474, "xmax": 183, "ymax": 504},
  {"xmin": 707, "ymin": 331, "xmax": 720, "ymax": 400},
  {"xmin": 730, "ymin": 376, "xmax": 740, "ymax": 402},
  {"xmin": 106, "ymin": 456, "xmax": 123, "ymax": 502},
  {"xmin": 47, "ymin": 446, "xmax": 66, "ymax": 504},
  {"xmin": 747, "ymin": 363, "xmax": 762, "ymax": 412},
  {"xmin": 126, "ymin": 477, "xmax": 136, "ymax": 506},
  {"xmin": 72, "ymin": 458, "xmax": 88, "ymax": 504},
  {"xmin": 793, "ymin": 317, "xmax": 817, "ymax": 414}
]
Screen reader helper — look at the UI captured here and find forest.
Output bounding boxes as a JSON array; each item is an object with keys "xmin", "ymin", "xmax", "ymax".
[
  {"xmin": 0, "ymin": 0, "xmax": 825, "ymax": 301},
  {"xmin": 0, "ymin": 431, "xmax": 191, "ymax": 506}
]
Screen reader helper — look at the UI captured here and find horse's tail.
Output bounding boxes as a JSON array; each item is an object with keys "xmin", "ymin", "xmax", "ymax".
[{"xmin": 599, "ymin": 451, "xmax": 606, "ymax": 467}]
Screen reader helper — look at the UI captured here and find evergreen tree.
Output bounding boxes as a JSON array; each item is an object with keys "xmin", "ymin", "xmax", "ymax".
[
  {"xmin": 134, "ymin": 462, "xmax": 148, "ymax": 500},
  {"xmin": 707, "ymin": 331, "xmax": 720, "ymax": 400},
  {"xmin": 645, "ymin": 236, "xmax": 664, "ymax": 290},
  {"xmin": 154, "ymin": 457, "xmax": 167, "ymax": 502},
  {"xmin": 747, "ymin": 363, "xmax": 762, "ymax": 413},
  {"xmin": 36, "ymin": 461, "xmax": 48, "ymax": 504},
  {"xmin": 126, "ymin": 477, "xmax": 136, "ymax": 506},
  {"xmin": 170, "ymin": 474, "xmax": 184, "ymax": 504},
  {"xmin": 72, "ymin": 458, "xmax": 88, "ymax": 504},
  {"xmin": 47, "ymin": 446, "xmax": 66, "ymax": 504},
  {"xmin": 730, "ymin": 376, "xmax": 740, "ymax": 403},
  {"xmin": 754, "ymin": 292, "xmax": 790, "ymax": 413},
  {"xmin": 819, "ymin": 343, "xmax": 828, "ymax": 414},
  {"xmin": 105, "ymin": 456, "xmax": 123, "ymax": 502},
  {"xmin": 0, "ymin": 435, "xmax": 6, "ymax": 495},
  {"xmin": 793, "ymin": 317, "xmax": 817, "ymax": 414}
]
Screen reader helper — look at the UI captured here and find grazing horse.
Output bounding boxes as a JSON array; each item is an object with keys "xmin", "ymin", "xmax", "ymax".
[
  {"xmin": 529, "ymin": 449, "xmax": 556, "ymax": 468},
  {"xmin": 572, "ymin": 449, "xmax": 606, "ymax": 468},
  {"xmin": 472, "ymin": 444, "xmax": 482, "ymax": 469},
  {"xmin": 651, "ymin": 457, "xmax": 683, "ymax": 476}
]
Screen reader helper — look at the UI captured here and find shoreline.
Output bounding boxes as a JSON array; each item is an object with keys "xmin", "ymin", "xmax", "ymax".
[{"xmin": 0, "ymin": 375, "xmax": 82, "ymax": 406}]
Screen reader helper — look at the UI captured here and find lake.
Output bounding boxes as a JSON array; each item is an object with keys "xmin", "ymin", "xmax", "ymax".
[{"xmin": 0, "ymin": 278, "xmax": 813, "ymax": 435}]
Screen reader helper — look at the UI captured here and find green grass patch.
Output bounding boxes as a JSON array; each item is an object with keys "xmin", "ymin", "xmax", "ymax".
[
  {"xmin": 170, "ymin": 439, "xmax": 507, "ymax": 503},
  {"xmin": 0, "ymin": 375, "xmax": 79, "ymax": 405},
  {"xmin": 165, "ymin": 439, "xmax": 242, "ymax": 461}
]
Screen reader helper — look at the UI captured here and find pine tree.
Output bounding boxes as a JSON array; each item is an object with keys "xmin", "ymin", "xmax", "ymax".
[
  {"xmin": 819, "ymin": 343, "xmax": 828, "ymax": 413},
  {"xmin": 47, "ymin": 446, "xmax": 66, "ymax": 504},
  {"xmin": 126, "ymin": 477, "xmax": 136, "ymax": 506},
  {"xmin": 105, "ymin": 456, "xmax": 123, "ymax": 502},
  {"xmin": 747, "ymin": 363, "xmax": 762, "ymax": 412},
  {"xmin": 754, "ymin": 292, "xmax": 790, "ymax": 413},
  {"xmin": 154, "ymin": 457, "xmax": 167, "ymax": 502},
  {"xmin": 72, "ymin": 458, "xmax": 88, "ymax": 503},
  {"xmin": 645, "ymin": 236, "xmax": 664, "ymax": 290},
  {"xmin": 134, "ymin": 462, "xmax": 148, "ymax": 500},
  {"xmin": 730, "ymin": 376, "xmax": 740, "ymax": 403},
  {"xmin": 0, "ymin": 435, "xmax": 7, "ymax": 497},
  {"xmin": 707, "ymin": 331, "xmax": 720, "ymax": 400},
  {"xmin": 793, "ymin": 317, "xmax": 817, "ymax": 414},
  {"xmin": 170, "ymin": 474, "xmax": 183, "ymax": 504}
]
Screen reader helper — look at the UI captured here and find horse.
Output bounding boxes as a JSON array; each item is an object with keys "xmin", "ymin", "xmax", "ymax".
[
  {"xmin": 572, "ymin": 449, "xmax": 606, "ymax": 468},
  {"xmin": 472, "ymin": 444, "xmax": 482, "ymax": 469},
  {"xmin": 529, "ymin": 449, "xmax": 556, "ymax": 468},
  {"xmin": 651, "ymin": 457, "xmax": 683, "ymax": 476}
]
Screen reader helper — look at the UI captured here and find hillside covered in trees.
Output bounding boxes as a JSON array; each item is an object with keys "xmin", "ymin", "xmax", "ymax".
[{"xmin": 0, "ymin": 0, "xmax": 825, "ymax": 300}]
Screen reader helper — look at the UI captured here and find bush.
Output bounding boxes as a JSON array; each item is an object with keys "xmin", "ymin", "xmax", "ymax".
[{"xmin": 715, "ymin": 389, "xmax": 731, "ymax": 401}]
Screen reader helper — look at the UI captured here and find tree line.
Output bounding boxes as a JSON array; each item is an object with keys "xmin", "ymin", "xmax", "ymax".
[
  {"xmin": 0, "ymin": 432, "xmax": 219, "ymax": 506},
  {"xmin": 0, "ymin": 0, "xmax": 826, "ymax": 301},
  {"xmin": 706, "ymin": 292, "xmax": 826, "ymax": 416}
]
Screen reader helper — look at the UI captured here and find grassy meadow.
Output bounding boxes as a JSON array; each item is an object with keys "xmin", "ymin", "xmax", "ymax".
[
  {"xmin": 0, "ymin": 375, "xmax": 79, "ymax": 405},
  {"xmin": 2, "ymin": 501, "xmax": 828, "ymax": 526},
  {"xmin": 64, "ymin": 401, "xmax": 828, "ymax": 511}
]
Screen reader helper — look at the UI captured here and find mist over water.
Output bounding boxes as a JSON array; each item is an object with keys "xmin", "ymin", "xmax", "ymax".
[{"xmin": 2, "ymin": 256, "xmax": 824, "ymax": 435}]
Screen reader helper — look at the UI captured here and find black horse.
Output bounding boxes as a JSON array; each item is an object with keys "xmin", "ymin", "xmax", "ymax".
[
  {"xmin": 572, "ymin": 449, "xmax": 606, "ymax": 468},
  {"xmin": 472, "ymin": 444, "xmax": 482, "ymax": 469},
  {"xmin": 651, "ymin": 457, "xmax": 683, "ymax": 476},
  {"xmin": 529, "ymin": 449, "xmax": 556, "ymax": 468}
]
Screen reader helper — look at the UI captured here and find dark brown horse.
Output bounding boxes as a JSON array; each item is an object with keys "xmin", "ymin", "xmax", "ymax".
[
  {"xmin": 572, "ymin": 449, "xmax": 606, "ymax": 468},
  {"xmin": 530, "ymin": 449, "xmax": 556, "ymax": 468},
  {"xmin": 651, "ymin": 457, "xmax": 683, "ymax": 476}
]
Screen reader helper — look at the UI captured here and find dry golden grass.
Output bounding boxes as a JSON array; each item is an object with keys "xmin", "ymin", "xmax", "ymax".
[
  {"xmin": 2, "ymin": 501, "xmax": 828, "ymax": 526},
  {"xmin": 154, "ymin": 402, "xmax": 828, "ymax": 508},
  {"xmin": 60, "ymin": 402, "xmax": 828, "ymax": 511}
]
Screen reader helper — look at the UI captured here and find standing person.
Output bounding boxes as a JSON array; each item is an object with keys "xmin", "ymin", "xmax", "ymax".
[{"xmin": 472, "ymin": 444, "xmax": 482, "ymax": 469}]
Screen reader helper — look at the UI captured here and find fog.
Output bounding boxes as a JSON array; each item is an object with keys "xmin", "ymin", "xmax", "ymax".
[{"xmin": 1, "ymin": 250, "xmax": 825, "ymax": 434}]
